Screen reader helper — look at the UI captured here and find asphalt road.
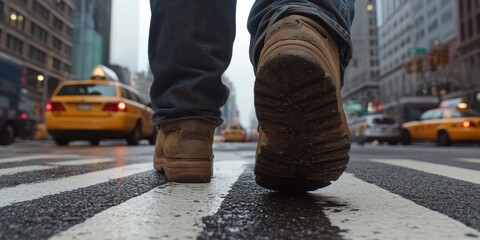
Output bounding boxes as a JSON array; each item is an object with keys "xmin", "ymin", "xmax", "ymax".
[{"xmin": 0, "ymin": 140, "xmax": 479, "ymax": 240}]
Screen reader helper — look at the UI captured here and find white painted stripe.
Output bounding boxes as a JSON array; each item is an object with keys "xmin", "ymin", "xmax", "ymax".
[
  {"xmin": 0, "ymin": 163, "xmax": 152, "ymax": 207},
  {"xmin": 0, "ymin": 154, "xmax": 80, "ymax": 164},
  {"xmin": 49, "ymin": 161, "xmax": 247, "ymax": 240},
  {"xmin": 318, "ymin": 173, "xmax": 480, "ymax": 240},
  {"xmin": 456, "ymin": 158, "xmax": 480, "ymax": 164},
  {"xmin": 0, "ymin": 165, "xmax": 57, "ymax": 176},
  {"xmin": 371, "ymin": 159, "xmax": 480, "ymax": 185},
  {"xmin": 47, "ymin": 158, "xmax": 115, "ymax": 166}
]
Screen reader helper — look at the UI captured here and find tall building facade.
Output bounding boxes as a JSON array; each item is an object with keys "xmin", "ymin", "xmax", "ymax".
[
  {"xmin": 342, "ymin": 0, "xmax": 379, "ymax": 115},
  {"xmin": 378, "ymin": 0, "xmax": 459, "ymax": 122},
  {"xmin": 0, "ymin": 0, "xmax": 75, "ymax": 120},
  {"xmin": 72, "ymin": 0, "xmax": 112, "ymax": 79},
  {"xmin": 457, "ymin": 0, "xmax": 480, "ymax": 110}
]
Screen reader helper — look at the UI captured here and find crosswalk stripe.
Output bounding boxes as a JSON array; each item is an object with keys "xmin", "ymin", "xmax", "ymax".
[
  {"xmin": 371, "ymin": 159, "xmax": 480, "ymax": 185},
  {"xmin": 49, "ymin": 161, "xmax": 247, "ymax": 240},
  {"xmin": 47, "ymin": 158, "xmax": 115, "ymax": 166},
  {"xmin": 318, "ymin": 173, "xmax": 480, "ymax": 240},
  {"xmin": 0, "ymin": 154, "xmax": 80, "ymax": 164},
  {"xmin": 0, "ymin": 163, "xmax": 152, "ymax": 208},
  {"xmin": 456, "ymin": 158, "xmax": 480, "ymax": 164},
  {"xmin": 0, "ymin": 165, "xmax": 57, "ymax": 176}
]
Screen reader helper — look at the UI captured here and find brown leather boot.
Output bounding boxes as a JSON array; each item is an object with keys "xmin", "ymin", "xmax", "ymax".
[
  {"xmin": 254, "ymin": 15, "xmax": 351, "ymax": 192},
  {"xmin": 154, "ymin": 119, "xmax": 216, "ymax": 183}
]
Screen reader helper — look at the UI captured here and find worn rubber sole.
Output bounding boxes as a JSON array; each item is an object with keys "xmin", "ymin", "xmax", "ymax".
[
  {"xmin": 154, "ymin": 158, "xmax": 213, "ymax": 183},
  {"xmin": 254, "ymin": 45, "xmax": 350, "ymax": 192}
]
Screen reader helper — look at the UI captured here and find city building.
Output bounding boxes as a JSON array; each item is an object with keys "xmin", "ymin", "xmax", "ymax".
[
  {"xmin": 342, "ymin": 0, "xmax": 379, "ymax": 115},
  {"xmin": 378, "ymin": 0, "xmax": 459, "ymax": 122},
  {"xmin": 220, "ymin": 76, "xmax": 240, "ymax": 129},
  {"xmin": 457, "ymin": 0, "xmax": 480, "ymax": 110},
  {"xmin": 72, "ymin": 0, "xmax": 112, "ymax": 79},
  {"xmin": 0, "ymin": 0, "xmax": 75, "ymax": 120}
]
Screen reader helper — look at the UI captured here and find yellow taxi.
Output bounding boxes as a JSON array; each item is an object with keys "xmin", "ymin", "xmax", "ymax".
[
  {"xmin": 221, "ymin": 125, "xmax": 246, "ymax": 142},
  {"xmin": 401, "ymin": 105, "xmax": 480, "ymax": 146},
  {"xmin": 45, "ymin": 67, "xmax": 156, "ymax": 146}
]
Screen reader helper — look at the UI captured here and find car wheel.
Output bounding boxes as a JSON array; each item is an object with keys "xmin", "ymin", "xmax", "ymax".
[
  {"xmin": 437, "ymin": 131, "xmax": 451, "ymax": 147},
  {"xmin": 148, "ymin": 128, "xmax": 158, "ymax": 145},
  {"xmin": 401, "ymin": 130, "xmax": 411, "ymax": 145},
  {"xmin": 90, "ymin": 139, "xmax": 100, "ymax": 146},
  {"xmin": 127, "ymin": 123, "xmax": 141, "ymax": 146},
  {"xmin": 0, "ymin": 123, "xmax": 15, "ymax": 145},
  {"xmin": 54, "ymin": 137, "xmax": 69, "ymax": 146}
]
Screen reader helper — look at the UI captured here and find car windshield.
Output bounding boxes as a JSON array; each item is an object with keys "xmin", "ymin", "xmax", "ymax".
[
  {"xmin": 57, "ymin": 84, "xmax": 116, "ymax": 96},
  {"xmin": 451, "ymin": 109, "xmax": 480, "ymax": 118},
  {"xmin": 372, "ymin": 117, "xmax": 396, "ymax": 124}
]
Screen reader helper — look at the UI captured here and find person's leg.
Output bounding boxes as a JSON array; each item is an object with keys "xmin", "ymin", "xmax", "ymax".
[
  {"xmin": 148, "ymin": 0, "xmax": 237, "ymax": 182},
  {"xmin": 248, "ymin": 0, "xmax": 355, "ymax": 192}
]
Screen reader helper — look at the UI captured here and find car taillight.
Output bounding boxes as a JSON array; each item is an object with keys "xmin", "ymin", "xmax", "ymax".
[
  {"xmin": 102, "ymin": 102, "xmax": 126, "ymax": 112},
  {"xmin": 461, "ymin": 121, "xmax": 476, "ymax": 128},
  {"xmin": 46, "ymin": 101, "xmax": 66, "ymax": 111}
]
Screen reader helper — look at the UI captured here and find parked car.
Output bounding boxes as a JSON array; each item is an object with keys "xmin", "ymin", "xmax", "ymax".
[
  {"xmin": 0, "ymin": 53, "xmax": 37, "ymax": 145},
  {"xmin": 349, "ymin": 114, "xmax": 402, "ymax": 145},
  {"xmin": 45, "ymin": 77, "xmax": 157, "ymax": 146},
  {"xmin": 401, "ymin": 107, "xmax": 480, "ymax": 146}
]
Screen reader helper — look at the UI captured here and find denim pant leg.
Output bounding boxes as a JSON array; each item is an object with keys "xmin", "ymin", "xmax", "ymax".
[
  {"xmin": 247, "ymin": 0, "xmax": 355, "ymax": 83},
  {"xmin": 148, "ymin": 1, "xmax": 237, "ymax": 126}
]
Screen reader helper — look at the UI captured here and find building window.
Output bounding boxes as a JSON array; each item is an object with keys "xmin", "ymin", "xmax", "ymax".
[
  {"xmin": 67, "ymin": 6, "xmax": 73, "ymax": 18},
  {"xmin": 30, "ymin": 23, "xmax": 48, "ymax": 43},
  {"xmin": 55, "ymin": 0, "xmax": 65, "ymax": 11},
  {"xmin": 64, "ymin": 63, "xmax": 71, "ymax": 73},
  {"xmin": 65, "ymin": 26, "xmax": 72, "ymax": 37},
  {"xmin": 53, "ymin": 37, "xmax": 62, "ymax": 51},
  {"xmin": 33, "ymin": 1, "xmax": 49, "ymax": 21},
  {"xmin": 9, "ymin": 9, "xmax": 25, "ymax": 30},
  {"xmin": 0, "ymin": 1, "xmax": 4, "ymax": 21},
  {"xmin": 52, "ymin": 58, "xmax": 61, "ymax": 70},
  {"xmin": 6, "ymin": 34, "xmax": 23, "ymax": 54},
  {"xmin": 29, "ymin": 46, "xmax": 46, "ymax": 63},
  {"xmin": 64, "ymin": 45, "xmax": 72, "ymax": 56},
  {"xmin": 53, "ymin": 16, "xmax": 63, "ymax": 31},
  {"xmin": 477, "ymin": 13, "xmax": 480, "ymax": 34},
  {"xmin": 441, "ymin": 10, "xmax": 453, "ymax": 23}
]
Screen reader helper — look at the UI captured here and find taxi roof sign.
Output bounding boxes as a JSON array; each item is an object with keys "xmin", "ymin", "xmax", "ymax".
[{"xmin": 90, "ymin": 65, "xmax": 119, "ymax": 82}]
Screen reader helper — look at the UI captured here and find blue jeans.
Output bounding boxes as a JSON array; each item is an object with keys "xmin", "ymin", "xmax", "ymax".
[{"xmin": 148, "ymin": 0, "xmax": 355, "ymax": 126}]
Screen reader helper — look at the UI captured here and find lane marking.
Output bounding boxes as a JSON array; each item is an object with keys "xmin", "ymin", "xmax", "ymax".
[
  {"xmin": 47, "ymin": 158, "xmax": 115, "ymax": 166},
  {"xmin": 371, "ymin": 159, "xmax": 480, "ymax": 185},
  {"xmin": 0, "ymin": 165, "xmax": 57, "ymax": 176},
  {"xmin": 0, "ymin": 163, "xmax": 152, "ymax": 207},
  {"xmin": 0, "ymin": 154, "xmax": 80, "ymax": 164},
  {"xmin": 49, "ymin": 161, "xmax": 247, "ymax": 240},
  {"xmin": 456, "ymin": 158, "xmax": 480, "ymax": 164},
  {"xmin": 318, "ymin": 173, "xmax": 480, "ymax": 240}
]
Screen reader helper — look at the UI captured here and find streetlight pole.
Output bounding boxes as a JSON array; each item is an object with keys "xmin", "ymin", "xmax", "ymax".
[{"xmin": 37, "ymin": 74, "xmax": 48, "ymax": 123}]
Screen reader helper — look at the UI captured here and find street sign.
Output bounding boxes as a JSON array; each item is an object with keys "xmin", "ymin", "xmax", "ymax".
[{"xmin": 408, "ymin": 48, "xmax": 427, "ymax": 55}]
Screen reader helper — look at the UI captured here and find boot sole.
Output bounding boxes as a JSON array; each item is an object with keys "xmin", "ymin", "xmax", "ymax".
[
  {"xmin": 154, "ymin": 158, "xmax": 213, "ymax": 183},
  {"xmin": 254, "ymin": 43, "xmax": 350, "ymax": 192}
]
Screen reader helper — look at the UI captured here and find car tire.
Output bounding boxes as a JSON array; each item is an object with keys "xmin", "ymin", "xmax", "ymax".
[
  {"xmin": 127, "ymin": 123, "xmax": 141, "ymax": 146},
  {"xmin": 0, "ymin": 123, "xmax": 15, "ymax": 145},
  {"xmin": 54, "ymin": 137, "xmax": 69, "ymax": 146},
  {"xmin": 90, "ymin": 139, "xmax": 100, "ymax": 146},
  {"xmin": 401, "ymin": 130, "xmax": 411, "ymax": 145},
  {"xmin": 437, "ymin": 131, "xmax": 451, "ymax": 147}
]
